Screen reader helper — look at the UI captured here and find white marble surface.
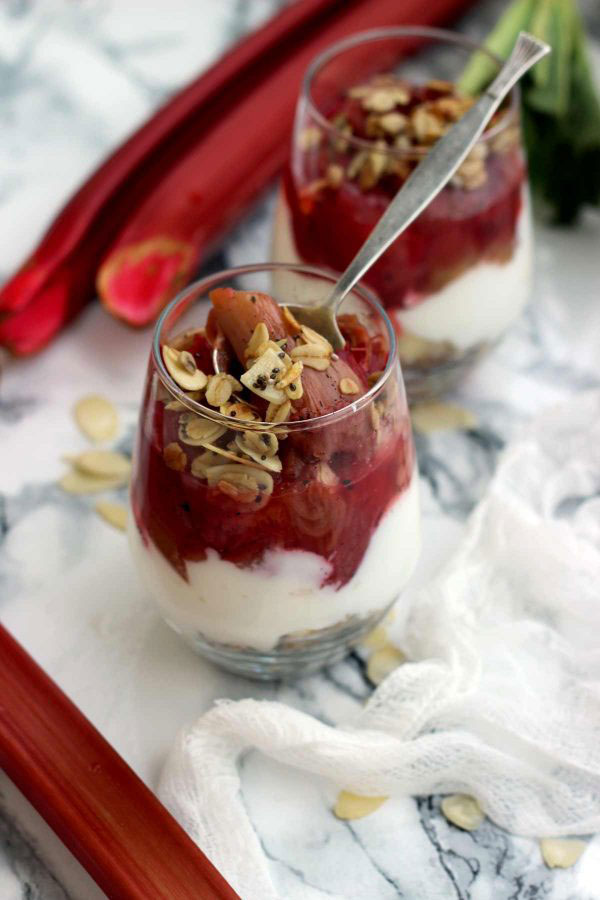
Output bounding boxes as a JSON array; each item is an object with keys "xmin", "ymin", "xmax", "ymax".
[{"xmin": 1, "ymin": 1, "xmax": 600, "ymax": 898}]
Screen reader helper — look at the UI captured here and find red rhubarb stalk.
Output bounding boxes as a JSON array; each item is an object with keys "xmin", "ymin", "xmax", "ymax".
[
  {"xmin": 98, "ymin": 0, "xmax": 474, "ymax": 327},
  {"xmin": 0, "ymin": 0, "xmax": 340, "ymax": 319},
  {"xmin": 0, "ymin": 625, "xmax": 239, "ymax": 899}
]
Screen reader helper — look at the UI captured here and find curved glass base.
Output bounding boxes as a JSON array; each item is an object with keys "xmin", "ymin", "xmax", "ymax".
[{"xmin": 165, "ymin": 603, "xmax": 395, "ymax": 680}]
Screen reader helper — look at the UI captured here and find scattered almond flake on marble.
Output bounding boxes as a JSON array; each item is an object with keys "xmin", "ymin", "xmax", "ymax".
[
  {"xmin": 74, "ymin": 394, "xmax": 119, "ymax": 443},
  {"xmin": 441, "ymin": 794, "xmax": 484, "ymax": 831},
  {"xmin": 162, "ymin": 345, "xmax": 208, "ymax": 392},
  {"xmin": 333, "ymin": 791, "xmax": 388, "ymax": 820},
  {"xmin": 361, "ymin": 625, "xmax": 389, "ymax": 651},
  {"xmin": 95, "ymin": 500, "xmax": 127, "ymax": 531},
  {"xmin": 59, "ymin": 470, "xmax": 126, "ymax": 495},
  {"xmin": 367, "ymin": 644, "xmax": 406, "ymax": 685},
  {"xmin": 540, "ymin": 838, "xmax": 587, "ymax": 869},
  {"xmin": 411, "ymin": 402, "xmax": 477, "ymax": 434},
  {"xmin": 71, "ymin": 450, "xmax": 131, "ymax": 479}
]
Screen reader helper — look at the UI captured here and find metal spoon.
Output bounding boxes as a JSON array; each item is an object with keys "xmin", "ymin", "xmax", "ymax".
[{"xmin": 283, "ymin": 31, "xmax": 550, "ymax": 349}]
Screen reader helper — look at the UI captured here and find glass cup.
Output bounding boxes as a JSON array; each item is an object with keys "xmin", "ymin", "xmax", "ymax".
[
  {"xmin": 271, "ymin": 27, "xmax": 533, "ymax": 402},
  {"xmin": 128, "ymin": 263, "xmax": 420, "ymax": 680}
]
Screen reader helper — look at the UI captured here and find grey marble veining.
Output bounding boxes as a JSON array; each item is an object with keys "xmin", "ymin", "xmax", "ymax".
[{"xmin": 1, "ymin": 1, "xmax": 600, "ymax": 899}]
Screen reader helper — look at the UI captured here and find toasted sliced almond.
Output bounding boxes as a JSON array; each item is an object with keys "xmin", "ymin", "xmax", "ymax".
[
  {"xmin": 95, "ymin": 500, "xmax": 127, "ymax": 531},
  {"xmin": 59, "ymin": 471, "xmax": 126, "ymax": 495},
  {"xmin": 205, "ymin": 373, "xmax": 242, "ymax": 407},
  {"xmin": 191, "ymin": 450, "xmax": 224, "ymax": 479},
  {"xmin": 333, "ymin": 791, "xmax": 388, "ymax": 820},
  {"xmin": 163, "ymin": 442, "xmax": 187, "ymax": 471},
  {"xmin": 70, "ymin": 450, "xmax": 131, "ymax": 479},
  {"xmin": 285, "ymin": 378, "xmax": 304, "ymax": 400},
  {"xmin": 300, "ymin": 325, "xmax": 333, "ymax": 352},
  {"xmin": 206, "ymin": 463, "xmax": 274, "ymax": 497},
  {"xmin": 237, "ymin": 430, "xmax": 278, "ymax": 458},
  {"xmin": 235, "ymin": 433, "xmax": 282, "ymax": 473},
  {"xmin": 245, "ymin": 322, "xmax": 270, "ymax": 361},
  {"xmin": 74, "ymin": 395, "xmax": 119, "ymax": 443},
  {"xmin": 179, "ymin": 413, "xmax": 227, "ymax": 446},
  {"xmin": 339, "ymin": 377, "xmax": 360, "ymax": 396},
  {"xmin": 300, "ymin": 358, "xmax": 330, "ymax": 371},
  {"xmin": 220, "ymin": 400, "xmax": 257, "ymax": 421},
  {"xmin": 411, "ymin": 402, "xmax": 477, "ymax": 434},
  {"xmin": 298, "ymin": 126, "xmax": 322, "ymax": 151},
  {"xmin": 276, "ymin": 360, "xmax": 303, "ymax": 390},
  {"xmin": 441, "ymin": 795, "xmax": 484, "ymax": 832},
  {"xmin": 379, "ymin": 111, "xmax": 407, "ymax": 135},
  {"xmin": 362, "ymin": 90, "xmax": 397, "ymax": 113},
  {"xmin": 361, "ymin": 625, "xmax": 389, "ymax": 651},
  {"xmin": 266, "ymin": 400, "xmax": 292, "ymax": 424},
  {"xmin": 367, "ymin": 645, "xmax": 405, "ymax": 685},
  {"xmin": 540, "ymin": 838, "xmax": 587, "ymax": 869},
  {"xmin": 242, "ymin": 348, "xmax": 288, "ymax": 404},
  {"xmin": 291, "ymin": 343, "xmax": 330, "ymax": 360},
  {"xmin": 162, "ymin": 345, "xmax": 208, "ymax": 391},
  {"xmin": 282, "ymin": 306, "xmax": 302, "ymax": 333}
]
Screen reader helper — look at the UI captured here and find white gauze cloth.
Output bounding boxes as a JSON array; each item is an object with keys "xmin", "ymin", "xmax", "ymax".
[{"xmin": 159, "ymin": 390, "xmax": 600, "ymax": 900}]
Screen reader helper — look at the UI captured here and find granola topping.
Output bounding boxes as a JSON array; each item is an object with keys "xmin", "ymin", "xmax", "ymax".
[{"xmin": 163, "ymin": 345, "xmax": 208, "ymax": 391}]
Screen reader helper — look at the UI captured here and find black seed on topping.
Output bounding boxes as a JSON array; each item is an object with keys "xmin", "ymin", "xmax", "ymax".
[
  {"xmin": 278, "ymin": 352, "xmax": 285, "ymax": 359},
  {"xmin": 259, "ymin": 483, "xmax": 266, "ymax": 490},
  {"xmin": 261, "ymin": 454, "xmax": 267, "ymax": 460},
  {"xmin": 261, "ymin": 434, "xmax": 271, "ymax": 445},
  {"xmin": 289, "ymin": 383, "xmax": 297, "ymax": 391},
  {"xmin": 231, "ymin": 411, "xmax": 237, "ymax": 417},
  {"xmin": 253, "ymin": 374, "xmax": 268, "ymax": 390},
  {"xmin": 271, "ymin": 367, "xmax": 280, "ymax": 376}
]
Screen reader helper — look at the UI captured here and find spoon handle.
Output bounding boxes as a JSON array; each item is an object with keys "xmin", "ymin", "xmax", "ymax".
[{"xmin": 325, "ymin": 32, "xmax": 550, "ymax": 313}]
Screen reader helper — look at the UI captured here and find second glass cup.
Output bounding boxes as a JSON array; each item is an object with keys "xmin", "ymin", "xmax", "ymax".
[
  {"xmin": 128, "ymin": 263, "xmax": 420, "ymax": 679},
  {"xmin": 272, "ymin": 27, "xmax": 533, "ymax": 401}
]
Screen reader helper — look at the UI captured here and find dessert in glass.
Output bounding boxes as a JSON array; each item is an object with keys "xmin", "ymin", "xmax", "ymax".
[
  {"xmin": 129, "ymin": 263, "xmax": 420, "ymax": 679},
  {"xmin": 272, "ymin": 27, "xmax": 533, "ymax": 401}
]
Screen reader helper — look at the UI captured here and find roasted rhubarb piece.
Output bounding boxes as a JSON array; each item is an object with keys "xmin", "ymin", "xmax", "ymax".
[{"xmin": 128, "ymin": 266, "xmax": 419, "ymax": 678}]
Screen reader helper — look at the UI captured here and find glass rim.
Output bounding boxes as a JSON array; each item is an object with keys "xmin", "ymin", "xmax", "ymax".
[
  {"xmin": 152, "ymin": 262, "xmax": 400, "ymax": 433},
  {"xmin": 302, "ymin": 25, "xmax": 520, "ymax": 157}
]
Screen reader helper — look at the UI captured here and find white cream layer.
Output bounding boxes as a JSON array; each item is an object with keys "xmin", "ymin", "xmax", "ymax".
[
  {"xmin": 271, "ymin": 187, "xmax": 533, "ymax": 350},
  {"xmin": 129, "ymin": 471, "xmax": 420, "ymax": 652}
]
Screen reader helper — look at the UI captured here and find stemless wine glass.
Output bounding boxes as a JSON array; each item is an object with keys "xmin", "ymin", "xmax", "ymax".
[
  {"xmin": 129, "ymin": 263, "xmax": 420, "ymax": 680},
  {"xmin": 272, "ymin": 27, "xmax": 533, "ymax": 401}
]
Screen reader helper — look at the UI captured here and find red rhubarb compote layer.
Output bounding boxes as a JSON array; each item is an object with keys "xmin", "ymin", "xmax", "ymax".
[{"xmin": 273, "ymin": 73, "xmax": 532, "ymax": 392}]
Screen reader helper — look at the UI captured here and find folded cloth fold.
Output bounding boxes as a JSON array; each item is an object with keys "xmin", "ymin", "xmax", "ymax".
[{"xmin": 159, "ymin": 390, "xmax": 600, "ymax": 900}]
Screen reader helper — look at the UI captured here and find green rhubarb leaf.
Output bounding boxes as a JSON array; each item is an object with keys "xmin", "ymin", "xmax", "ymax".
[
  {"xmin": 526, "ymin": 0, "xmax": 573, "ymax": 116},
  {"xmin": 458, "ymin": 0, "xmax": 536, "ymax": 95}
]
